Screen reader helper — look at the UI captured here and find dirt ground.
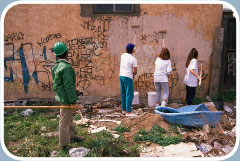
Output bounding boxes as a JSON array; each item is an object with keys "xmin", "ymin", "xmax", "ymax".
[
  {"xmin": 121, "ymin": 113, "xmax": 171, "ymax": 141},
  {"xmin": 5, "ymin": 97, "xmax": 237, "ymax": 157},
  {"xmin": 78, "ymin": 97, "xmax": 237, "ymax": 157}
]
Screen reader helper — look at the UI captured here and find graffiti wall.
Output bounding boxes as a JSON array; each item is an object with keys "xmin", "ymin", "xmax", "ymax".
[{"xmin": 4, "ymin": 4, "xmax": 222, "ymax": 100}]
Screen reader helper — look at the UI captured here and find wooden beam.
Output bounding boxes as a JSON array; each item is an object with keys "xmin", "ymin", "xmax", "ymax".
[{"xmin": 4, "ymin": 105, "xmax": 98, "ymax": 109}]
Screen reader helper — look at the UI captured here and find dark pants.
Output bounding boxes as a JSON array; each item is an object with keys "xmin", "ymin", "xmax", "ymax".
[{"xmin": 186, "ymin": 85, "xmax": 196, "ymax": 105}]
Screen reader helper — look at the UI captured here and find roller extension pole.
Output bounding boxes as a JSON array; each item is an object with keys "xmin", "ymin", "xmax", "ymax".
[
  {"xmin": 199, "ymin": 63, "xmax": 203, "ymax": 86},
  {"xmin": 4, "ymin": 105, "xmax": 97, "ymax": 109}
]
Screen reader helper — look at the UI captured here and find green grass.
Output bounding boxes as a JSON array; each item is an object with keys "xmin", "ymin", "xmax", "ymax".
[
  {"xmin": 192, "ymin": 88, "xmax": 236, "ymax": 105},
  {"xmin": 4, "ymin": 109, "xmax": 140, "ymax": 157},
  {"xmin": 113, "ymin": 126, "xmax": 130, "ymax": 133},
  {"xmin": 133, "ymin": 124, "xmax": 183, "ymax": 146},
  {"xmin": 192, "ymin": 97, "xmax": 207, "ymax": 105}
]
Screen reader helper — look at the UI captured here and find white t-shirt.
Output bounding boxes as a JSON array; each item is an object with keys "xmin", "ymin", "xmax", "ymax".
[
  {"xmin": 119, "ymin": 53, "xmax": 137, "ymax": 79},
  {"xmin": 184, "ymin": 58, "xmax": 198, "ymax": 87},
  {"xmin": 154, "ymin": 58, "xmax": 172, "ymax": 82}
]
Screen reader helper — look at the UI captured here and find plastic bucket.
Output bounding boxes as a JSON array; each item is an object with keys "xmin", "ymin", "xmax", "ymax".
[
  {"xmin": 132, "ymin": 92, "xmax": 139, "ymax": 104},
  {"xmin": 148, "ymin": 92, "xmax": 156, "ymax": 107}
]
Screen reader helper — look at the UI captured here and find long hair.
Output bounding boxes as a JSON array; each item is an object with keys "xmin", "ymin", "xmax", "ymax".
[
  {"xmin": 185, "ymin": 48, "xmax": 198, "ymax": 67},
  {"xmin": 159, "ymin": 47, "xmax": 170, "ymax": 60}
]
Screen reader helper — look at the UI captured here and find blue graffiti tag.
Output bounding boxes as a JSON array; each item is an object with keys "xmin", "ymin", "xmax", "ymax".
[
  {"xmin": 19, "ymin": 46, "xmax": 30, "ymax": 93},
  {"xmin": 43, "ymin": 45, "xmax": 47, "ymax": 60}
]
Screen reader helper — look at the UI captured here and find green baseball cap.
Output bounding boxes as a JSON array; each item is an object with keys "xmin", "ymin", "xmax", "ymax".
[{"xmin": 53, "ymin": 42, "xmax": 68, "ymax": 56}]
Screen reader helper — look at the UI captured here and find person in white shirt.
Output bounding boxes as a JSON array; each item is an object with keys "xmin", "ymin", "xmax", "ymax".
[
  {"xmin": 154, "ymin": 48, "xmax": 172, "ymax": 107},
  {"xmin": 119, "ymin": 43, "xmax": 137, "ymax": 117},
  {"xmin": 183, "ymin": 48, "xmax": 202, "ymax": 105}
]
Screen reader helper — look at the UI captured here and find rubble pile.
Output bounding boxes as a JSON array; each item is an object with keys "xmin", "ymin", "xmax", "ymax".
[{"xmin": 4, "ymin": 97, "xmax": 236, "ymax": 158}]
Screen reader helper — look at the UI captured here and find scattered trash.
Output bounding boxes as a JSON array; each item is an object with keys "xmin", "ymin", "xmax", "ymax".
[
  {"xmin": 223, "ymin": 126, "xmax": 236, "ymax": 138},
  {"xmin": 224, "ymin": 106, "xmax": 233, "ymax": 113},
  {"xmin": 206, "ymin": 95, "xmax": 212, "ymax": 102},
  {"xmin": 140, "ymin": 142, "xmax": 203, "ymax": 157},
  {"xmin": 4, "ymin": 98, "xmax": 236, "ymax": 157},
  {"xmin": 198, "ymin": 143, "xmax": 212, "ymax": 154},
  {"xmin": 146, "ymin": 142, "xmax": 151, "ymax": 146},
  {"xmin": 50, "ymin": 150, "xmax": 59, "ymax": 157},
  {"xmin": 40, "ymin": 126, "xmax": 47, "ymax": 131},
  {"xmin": 112, "ymin": 134, "xmax": 120, "ymax": 138},
  {"xmin": 69, "ymin": 147, "xmax": 90, "ymax": 157},
  {"xmin": 21, "ymin": 109, "xmax": 33, "ymax": 116},
  {"xmin": 213, "ymin": 141, "xmax": 222, "ymax": 151},
  {"xmin": 89, "ymin": 126, "xmax": 106, "ymax": 133},
  {"xmin": 74, "ymin": 118, "xmax": 90, "ymax": 125},
  {"xmin": 203, "ymin": 124, "xmax": 210, "ymax": 134},
  {"xmin": 222, "ymin": 145, "xmax": 233, "ymax": 154},
  {"xmin": 177, "ymin": 126, "xmax": 186, "ymax": 135},
  {"xmin": 232, "ymin": 126, "xmax": 236, "ymax": 135},
  {"xmin": 97, "ymin": 109, "xmax": 115, "ymax": 114},
  {"xmin": 93, "ymin": 119, "xmax": 121, "ymax": 125},
  {"xmin": 41, "ymin": 132, "xmax": 58, "ymax": 137},
  {"xmin": 21, "ymin": 100, "xmax": 28, "ymax": 106},
  {"xmin": 104, "ymin": 114, "xmax": 121, "ymax": 118}
]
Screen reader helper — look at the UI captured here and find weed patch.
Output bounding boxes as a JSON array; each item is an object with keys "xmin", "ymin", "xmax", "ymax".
[
  {"xmin": 4, "ymin": 109, "xmax": 140, "ymax": 157},
  {"xmin": 113, "ymin": 126, "xmax": 130, "ymax": 133},
  {"xmin": 134, "ymin": 124, "xmax": 183, "ymax": 146}
]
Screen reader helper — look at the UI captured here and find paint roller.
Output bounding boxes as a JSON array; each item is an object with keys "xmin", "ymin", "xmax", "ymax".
[
  {"xmin": 131, "ymin": 25, "xmax": 140, "ymax": 45},
  {"xmin": 158, "ymin": 30, "xmax": 167, "ymax": 47}
]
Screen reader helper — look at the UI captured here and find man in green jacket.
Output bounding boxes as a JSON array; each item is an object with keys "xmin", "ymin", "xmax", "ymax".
[{"xmin": 52, "ymin": 42, "xmax": 82, "ymax": 150}]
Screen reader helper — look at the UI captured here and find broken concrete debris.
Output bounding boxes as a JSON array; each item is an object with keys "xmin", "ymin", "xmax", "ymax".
[
  {"xmin": 89, "ymin": 126, "xmax": 107, "ymax": 133},
  {"xmin": 4, "ymin": 97, "xmax": 236, "ymax": 157},
  {"xmin": 92, "ymin": 119, "xmax": 121, "ymax": 125},
  {"xmin": 140, "ymin": 142, "xmax": 204, "ymax": 157},
  {"xmin": 74, "ymin": 118, "xmax": 90, "ymax": 125}
]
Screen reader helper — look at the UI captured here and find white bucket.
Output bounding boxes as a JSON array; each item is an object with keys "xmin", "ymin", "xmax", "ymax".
[
  {"xmin": 132, "ymin": 92, "xmax": 139, "ymax": 104},
  {"xmin": 148, "ymin": 92, "xmax": 156, "ymax": 107}
]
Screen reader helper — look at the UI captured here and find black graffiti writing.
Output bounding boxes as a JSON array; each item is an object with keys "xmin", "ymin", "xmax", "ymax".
[
  {"xmin": 37, "ymin": 33, "xmax": 62, "ymax": 47},
  {"xmin": 4, "ymin": 32, "xmax": 24, "ymax": 42}
]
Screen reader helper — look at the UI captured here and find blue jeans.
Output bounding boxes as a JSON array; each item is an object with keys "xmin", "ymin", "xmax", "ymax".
[{"xmin": 120, "ymin": 76, "xmax": 134, "ymax": 112}]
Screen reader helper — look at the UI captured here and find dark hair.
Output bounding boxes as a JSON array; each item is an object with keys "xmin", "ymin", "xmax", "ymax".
[
  {"xmin": 126, "ymin": 43, "xmax": 135, "ymax": 54},
  {"xmin": 159, "ymin": 47, "xmax": 170, "ymax": 60},
  {"xmin": 57, "ymin": 50, "xmax": 68, "ymax": 59},
  {"xmin": 185, "ymin": 48, "xmax": 198, "ymax": 67}
]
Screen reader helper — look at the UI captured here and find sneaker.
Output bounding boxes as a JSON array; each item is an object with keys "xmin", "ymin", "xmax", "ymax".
[
  {"xmin": 161, "ymin": 101, "xmax": 167, "ymax": 107},
  {"xmin": 125, "ymin": 113, "xmax": 137, "ymax": 117},
  {"xmin": 122, "ymin": 111, "xmax": 127, "ymax": 114}
]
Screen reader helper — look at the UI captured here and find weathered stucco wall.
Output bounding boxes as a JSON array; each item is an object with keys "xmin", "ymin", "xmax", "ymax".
[{"xmin": 4, "ymin": 4, "xmax": 222, "ymax": 100}]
